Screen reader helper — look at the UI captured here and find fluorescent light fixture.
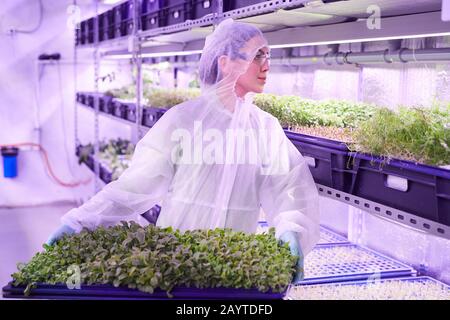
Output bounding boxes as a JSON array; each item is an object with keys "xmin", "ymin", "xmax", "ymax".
[
  {"xmin": 102, "ymin": 0, "xmax": 123, "ymax": 4},
  {"xmin": 443, "ymin": 0, "xmax": 450, "ymax": 21},
  {"xmin": 104, "ymin": 49, "xmax": 203, "ymax": 59},
  {"xmin": 269, "ymin": 32, "xmax": 450, "ymax": 49},
  {"xmin": 304, "ymin": 0, "xmax": 324, "ymax": 8}
]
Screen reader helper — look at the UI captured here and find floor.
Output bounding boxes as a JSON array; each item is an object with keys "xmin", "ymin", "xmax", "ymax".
[{"xmin": 0, "ymin": 202, "xmax": 77, "ymax": 297}]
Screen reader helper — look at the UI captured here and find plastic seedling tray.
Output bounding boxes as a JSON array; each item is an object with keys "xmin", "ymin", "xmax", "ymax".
[
  {"xmin": 300, "ymin": 244, "xmax": 416, "ymax": 285},
  {"xmin": 2, "ymin": 282, "xmax": 286, "ymax": 300},
  {"xmin": 317, "ymin": 226, "xmax": 349, "ymax": 246},
  {"xmin": 288, "ymin": 276, "xmax": 450, "ymax": 300}
]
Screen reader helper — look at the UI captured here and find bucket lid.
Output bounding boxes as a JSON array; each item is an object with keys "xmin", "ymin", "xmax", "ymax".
[{"xmin": 1, "ymin": 147, "xmax": 19, "ymax": 156}]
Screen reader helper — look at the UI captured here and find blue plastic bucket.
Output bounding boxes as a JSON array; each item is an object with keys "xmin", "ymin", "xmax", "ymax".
[{"xmin": 2, "ymin": 147, "xmax": 19, "ymax": 178}]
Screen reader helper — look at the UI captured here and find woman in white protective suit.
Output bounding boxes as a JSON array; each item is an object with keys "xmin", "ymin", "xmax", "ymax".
[{"xmin": 47, "ymin": 19, "xmax": 320, "ymax": 282}]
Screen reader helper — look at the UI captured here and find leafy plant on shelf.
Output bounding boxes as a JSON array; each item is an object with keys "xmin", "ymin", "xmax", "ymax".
[
  {"xmin": 104, "ymin": 85, "xmax": 137, "ymax": 101},
  {"xmin": 97, "ymin": 139, "xmax": 135, "ymax": 180},
  {"xmin": 77, "ymin": 144, "xmax": 94, "ymax": 165},
  {"xmin": 12, "ymin": 222, "xmax": 297, "ymax": 297},
  {"xmin": 254, "ymin": 93, "xmax": 450, "ymax": 166},
  {"xmin": 253, "ymin": 94, "xmax": 376, "ymax": 130},
  {"xmin": 144, "ymin": 88, "xmax": 201, "ymax": 108},
  {"xmin": 350, "ymin": 105, "xmax": 450, "ymax": 166}
]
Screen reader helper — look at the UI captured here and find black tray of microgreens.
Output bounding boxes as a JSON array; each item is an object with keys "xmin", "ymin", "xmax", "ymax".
[{"xmin": 3, "ymin": 222, "xmax": 297, "ymax": 299}]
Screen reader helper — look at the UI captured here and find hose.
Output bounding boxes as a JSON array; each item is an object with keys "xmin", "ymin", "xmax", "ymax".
[{"xmin": 1, "ymin": 142, "xmax": 92, "ymax": 188}]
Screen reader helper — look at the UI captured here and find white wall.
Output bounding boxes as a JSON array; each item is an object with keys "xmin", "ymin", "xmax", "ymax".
[{"xmin": 0, "ymin": 0, "xmax": 130, "ymax": 207}]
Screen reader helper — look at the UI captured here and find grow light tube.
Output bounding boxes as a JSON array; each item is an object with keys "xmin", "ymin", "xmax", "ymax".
[
  {"xmin": 101, "ymin": 0, "xmax": 123, "ymax": 4},
  {"xmin": 269, "ymin": 32, "xmax": 450, "ymax": 49},
  {"xmin": 104, "ymin": 50, "xmax": 203, "ymax": 60}
]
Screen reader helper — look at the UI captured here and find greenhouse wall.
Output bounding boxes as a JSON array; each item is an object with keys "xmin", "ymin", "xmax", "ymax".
[{"xmin": 0, "ymin": 0, "xmax": 123, "ymax": 206}]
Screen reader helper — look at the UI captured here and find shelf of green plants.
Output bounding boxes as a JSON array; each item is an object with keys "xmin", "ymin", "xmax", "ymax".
[{"xmin": 78, "ymin": 88, "xmax": 450, "ymax": 232}]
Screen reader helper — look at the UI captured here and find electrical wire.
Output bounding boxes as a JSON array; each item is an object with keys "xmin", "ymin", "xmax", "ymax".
[
  {"xmin": 14, "ymin": 0, "xmax": 44, "ymax": 34},
  {"xmin": 0, "ymin": 142, "xmax": 92, "ymax": 188}
]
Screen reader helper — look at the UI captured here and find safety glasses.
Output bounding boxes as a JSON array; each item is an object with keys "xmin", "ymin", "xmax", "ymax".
[{"xmin": 253, "ymin": 50, "xmax": 271, "ymax": 66}]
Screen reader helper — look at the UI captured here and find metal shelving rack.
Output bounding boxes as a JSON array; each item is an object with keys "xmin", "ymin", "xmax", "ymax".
[{"xmin": 74, "ymin": 0, "xmax": 450, "ymax": 239}]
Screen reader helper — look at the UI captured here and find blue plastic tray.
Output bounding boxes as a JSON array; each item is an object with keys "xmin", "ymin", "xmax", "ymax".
[
  {"xmin": 288, "ymin": 276, "xmax": 450, "ymax": 300},
  {"xmin": 300, "ymin": 244, "xmax": 416, "ymax": 285},
  {"xmin": 2, "ymin": 282, "xmax": 286, "ymax": 300},
  {"xmin": 317, "ymin": 226, "xmax": 350, "ymax": 246}
]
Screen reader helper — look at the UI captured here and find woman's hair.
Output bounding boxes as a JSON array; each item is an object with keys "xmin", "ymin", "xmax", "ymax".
[{"xmin": 199, "ymin": 20, "xmax": 264, "ymax": 86}]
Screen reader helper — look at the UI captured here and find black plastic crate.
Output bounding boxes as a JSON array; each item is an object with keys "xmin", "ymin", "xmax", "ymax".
[
  {"xmin": 98, "ymin": 13, "xmax": 106, "ymax": 42},
  {"xmin": 87, "ymin": 92, "xmax": 107, "ymax": 110},
  {"xmin": 285, "ymin": 131, "xmax": 353, "ymax": 193},
  {"xmin": 141, "ymin": 0, "xmax": 163, "ymax": 30},
  {"xmin": 141, "ymin": 11, "xmax": 161, "ymax": 30},
  {"xmin": 75, "ymin": 26, "xmax": 81, "ymax": 46},
  {"xmin": 99, "ymin": 164, "xmax": 113, "ymax": 184},
  {"xmin": 347, "ymin": 152, "xmax": 450, "ymax": 226},
  {"xmin": 79, "ymin": 92, "xmax": 87, "ymax": 105},
  {"xmin": 106, "ymin": 10, "xmax": 116, "ymax": 40},
  {"xmin": 87, "ymin": 17, "xmax": 95, "ymax": 44},
  {"xmin": 80, "ymin": 21, "xmax": 87, "ymax": 45},
  {"xmin": 126, "ymin": 103, "xmax": 137, "ymax": 122},
  {"xmin": 99, "ymin": 95, "xmax": 113, "ymax": 113},
  {"xmin": 105, "ymin": 98, "xmax": 116, "ymax": 115},
  {"xmin": 112, "ymin": 100, "xmax": 128, "ymax": 119},
  {"xmin": 86, "ymin": 93, "xmax": 96, "ymax": 109},
  {"xmin": 223, "ymin": 0, "xmax": 268, "ymax": 12},
  {"xmin": 75, "ymin": 144, "xmax": 81, "ymax": 157},
  {"xmin": 76, "ymin": 92, "xmax": 83, "ymax": 104},
  {"xmin": 160, "ymin": 0, "xmax": 193, "ymax": 27},
  {"xmin": 122, "ymin": 1, "xmax": 136, "ymax": 36},
  {"xmin": 98, "ymin": 11, "xmax": 115, "ymax": 42},
  {"xmin": 142, "ymin": 107, "xmax": 168, "ymax": 127},
  {"xmin": 192, "ymin": 0, "xmax": 217, "ymax": 20},
  {"xmin": 113, "ymin": 0, "xmax": 135, "ymax": 37},
  {"xmin": 119, "ymin": 102, "xmax": 137, "ymax": 122},
  {"xmin": 157, "ymin": 107, "xmax": 168, "ymax": 119},
  {"xmin": 85, "ymin": 154, "xmax": 95, "ymax": 171},
  {"xmin": 143, "ymin": 0, "xmax": 164, "ymax": 13}
]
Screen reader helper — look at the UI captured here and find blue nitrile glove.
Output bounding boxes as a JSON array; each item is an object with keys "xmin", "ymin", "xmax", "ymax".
[
  {"xmin": 279, "ymin": 231, "xmax": 304, "ymax": 284},
  {"xmin": 46, "ymin": 225, "xmax": 76, "ymax": 246}
]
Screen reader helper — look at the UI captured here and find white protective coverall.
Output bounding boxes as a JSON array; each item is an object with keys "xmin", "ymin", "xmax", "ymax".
[{"xmin": 62, "ymin": 18, "xmax": 320, "ymax": 256}]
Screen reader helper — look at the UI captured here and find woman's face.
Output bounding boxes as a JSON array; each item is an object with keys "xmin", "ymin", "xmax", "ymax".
[{"xmin": 234, "ymin": 45, "xmax": 270, "ymax": 97}]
